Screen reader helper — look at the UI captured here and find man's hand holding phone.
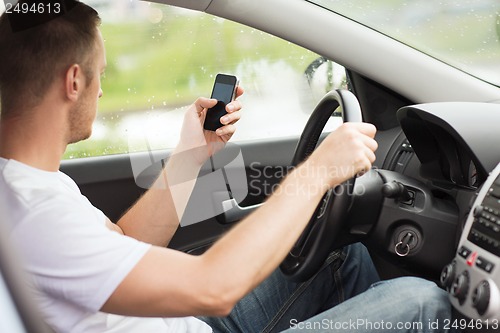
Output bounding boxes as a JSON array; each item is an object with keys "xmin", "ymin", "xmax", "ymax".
[
  {"xmin": 177, "ymin": 75, "xmax": 243, "ymax": 165},
  {"xmin": 204, "ymin": 74, "xmax": 240, "ymax": 132}
]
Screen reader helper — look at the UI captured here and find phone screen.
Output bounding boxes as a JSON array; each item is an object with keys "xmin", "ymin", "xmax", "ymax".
[
  {"xmin": 212, "ymin": 82, "xmax": 235, "ymax": 104},
  {"xmin": 204, "ymin": 74, "xmax": 238, "ymax": 131}
]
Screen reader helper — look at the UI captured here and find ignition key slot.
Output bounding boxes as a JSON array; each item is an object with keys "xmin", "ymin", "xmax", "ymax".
[{"xmin": 393, "ymin": 226, "xmax": 422, "ymax": 257}]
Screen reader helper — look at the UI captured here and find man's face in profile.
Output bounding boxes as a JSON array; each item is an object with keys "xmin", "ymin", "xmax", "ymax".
[{"xmin": 68, "ymin": 29, "xmax": 106, "ymax": 144}]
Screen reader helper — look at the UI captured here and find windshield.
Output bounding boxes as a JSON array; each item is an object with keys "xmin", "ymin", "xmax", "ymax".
[{"xmin": 309, "ymin": 0, "xmax": 500, "ymax": 87}]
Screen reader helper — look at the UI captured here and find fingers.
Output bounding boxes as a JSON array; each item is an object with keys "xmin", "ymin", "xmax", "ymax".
[
  {"xmin": 221, "ymin": 102, "xmax": 242, "ymax": 126},
  {"xmin": 218, "ymin": 99, "xmax": 242, "ymax": 127},
  {"xmin": 313, "ymin": 122, "xmax": 379, "ymax": 184},
  {"xmin": 194, "ymin": 89, "xmax": 242, "ymax": 116},
  {"xmin": 343, "ymin": 122, "xmax": 377, "ymax": 138},
  {"xmin": 216, "ymin": 103, "xmax": 241, "ymax": 136},
  {"xmin": 234, "ymin": 86, "xmax": 244, "ymax": 99},
  {"xmin": 191, "ymin": 88, "xmax": 243, "ymax": 138},
  {"xmin": 336, "ymin": 122, "xmax": 377, "ymax": 149},
  {"xmin": 215, "ymin": 124, "xmax": 236, "ymax": 136},
  {"xmin": 220, "ymin": 112, "xmax": 241, "ymax": 126},
  {"xmin": 226, "ymin": 99, "xmax": 242, "ymax": 114},
  {"xmin": 342, "ymin": 123, "xmax": 377, "ymax": 174},
  {"xmin": 360, "ymin": 134, "xmax": 378, "ymax": 160},
  {"xmin": 194, "ymin": 97, "xmax": 217, "ymax": 114},
  {"xmin": 356, "ymin": 145, "xmax": 377, "ymax": 176}
]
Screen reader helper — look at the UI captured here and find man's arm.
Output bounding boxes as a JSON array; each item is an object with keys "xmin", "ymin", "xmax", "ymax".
[
  {"xmin": 113, "ymin": 91, "xmax": 243, "ymax": 246},
  {"xmin": 102, "ymin": 122, "xmax": 378, "ymax": 317},
  {"xmin": 110, "ymin": 150, "xmax": 199, "ymax": 246}
]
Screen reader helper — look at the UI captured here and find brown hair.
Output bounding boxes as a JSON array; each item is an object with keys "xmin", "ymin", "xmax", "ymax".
[{"xmin": 0, "ymin": 1, "xmax": 101, "ymax": 115}]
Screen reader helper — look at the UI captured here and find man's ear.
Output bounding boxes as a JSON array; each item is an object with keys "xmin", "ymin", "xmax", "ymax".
[{"xmin": 65, "ymin": 64, "xmax": 82, "ymax": 102}]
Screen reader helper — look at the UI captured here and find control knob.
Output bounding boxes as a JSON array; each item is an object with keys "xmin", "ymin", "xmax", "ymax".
[
  {"xmin": 451, "ymin": 271, "xmax": 470, "ymax": 305},
  {"xmin": 472, "ymin": 281, "xmax": 490, "ymax": 316},
  {"xmin": 440, "ymin": 262, "xmax": 456, "ymax": 290},
  {"xmin": 473, "ymin": 205, "xmax": 483, "ymax": 218}
]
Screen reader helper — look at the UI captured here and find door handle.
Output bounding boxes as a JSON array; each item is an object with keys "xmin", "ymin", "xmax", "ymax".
[{"xmin": 221, "ymin": 198, "xmax": 263, "ymax": 224}]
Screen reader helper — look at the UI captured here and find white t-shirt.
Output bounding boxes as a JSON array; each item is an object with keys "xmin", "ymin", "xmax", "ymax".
[{"xmin": 0, "ymin": 158, "xmax": 212, "ymax": 333}]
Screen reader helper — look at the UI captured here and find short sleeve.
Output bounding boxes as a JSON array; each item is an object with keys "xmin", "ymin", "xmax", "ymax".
[{"xmin": 10, "ymin": 193, "xmax": 151, "ymax": 313}]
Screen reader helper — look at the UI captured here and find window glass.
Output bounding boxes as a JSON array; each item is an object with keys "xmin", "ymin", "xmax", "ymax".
[
  {"xmin": 76, "ymin": 1, "xmax": 345, "ymax": 158},
  {"xmin": 0, "ymin": 1, "xmax": 345, "ymax": 159},
  {"xmin": 310, "ymin": 0, "xmax": 500, "ymax": 87}
]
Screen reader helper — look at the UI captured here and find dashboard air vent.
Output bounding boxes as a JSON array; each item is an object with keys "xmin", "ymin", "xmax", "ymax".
[{"xmin": 389, "ymin": 139, "xmax": 414, "ymax": 173}]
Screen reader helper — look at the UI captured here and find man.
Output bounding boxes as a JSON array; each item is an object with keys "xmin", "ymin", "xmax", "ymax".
[{"xmin": 0, "ymin": 1, "xmax": 453, "ymax": 332}]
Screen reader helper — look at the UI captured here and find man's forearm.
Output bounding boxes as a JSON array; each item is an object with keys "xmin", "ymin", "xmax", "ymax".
[
  {"xmin": 198, "ymin": 158, "xmax": 330, "ymax": 305},
  {"xmin": 102, "ymin": 123, "xmax": 377, "ymax": 317},
  {"xmin": 103, "ymin": 158, "xmax": 332, "ymax": 317},
  {"xmin": 116, "ymin": 146, "xmax": 204, "ymax": 246}
]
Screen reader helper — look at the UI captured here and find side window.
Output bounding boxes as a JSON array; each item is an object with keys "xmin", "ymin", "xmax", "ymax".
[{"xmin": 58, "ymin": 3, "xmax": 347, "ymax": 159}]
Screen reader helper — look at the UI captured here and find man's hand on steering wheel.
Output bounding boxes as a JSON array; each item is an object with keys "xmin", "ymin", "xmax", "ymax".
[
  {"xmin": 309, "ymin": 122, "xmax": 377, "ymax": 189},
  {"xmin": 280, "ymin": 90, "xmax": 378, "ymax": 282}
]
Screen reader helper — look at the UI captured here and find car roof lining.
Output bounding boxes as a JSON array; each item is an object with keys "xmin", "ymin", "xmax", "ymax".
[{"xmin": 146, "ymin": 0, "xmax": 213, "ymax": 11}]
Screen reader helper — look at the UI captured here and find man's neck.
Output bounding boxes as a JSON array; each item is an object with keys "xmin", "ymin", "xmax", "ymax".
[{"xmin": 0, "ymin": 109, "xmax": 67, "ymax": 172}]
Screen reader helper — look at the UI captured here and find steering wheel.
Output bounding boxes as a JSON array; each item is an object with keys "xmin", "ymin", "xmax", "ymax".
[{"xmin": 279, "ymin": 89, "xmax": 363, "ymax": 282}]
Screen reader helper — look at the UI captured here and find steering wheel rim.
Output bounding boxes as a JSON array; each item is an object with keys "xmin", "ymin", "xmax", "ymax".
[{"xmin": 279, "ymin": 89, "xmax": 363, "ymax": 282}]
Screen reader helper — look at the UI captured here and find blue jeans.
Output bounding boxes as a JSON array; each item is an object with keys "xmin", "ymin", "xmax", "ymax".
[{"xmin": 200, "ymin": 243, "xmax": 454, "ymax": 332}]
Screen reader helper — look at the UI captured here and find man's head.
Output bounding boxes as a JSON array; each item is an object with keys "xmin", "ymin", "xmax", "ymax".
[{"xmin": 0, "ymin": 0, "xmax": 104, "ymax": 143}]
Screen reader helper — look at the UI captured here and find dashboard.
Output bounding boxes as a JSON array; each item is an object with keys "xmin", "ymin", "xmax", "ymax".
[
  {"xmin": 397, "ymin": 102, "xmax": 500, "ymax": 191},
  {"xmin": 359, "ymin": 103, "xmax": 500, "ymax": 277},
  {"xmin": 441, "ymin": 162, "xmax": 500, "ymax": 329},
  {"xmin": 393, "ymin": 102, "xmax": 500, "ymax": 326}
]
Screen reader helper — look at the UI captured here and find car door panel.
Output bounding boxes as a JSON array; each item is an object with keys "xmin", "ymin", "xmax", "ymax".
[{"xmin": 60, "ymin": 136, "xmax": 299, "ymax": 252}]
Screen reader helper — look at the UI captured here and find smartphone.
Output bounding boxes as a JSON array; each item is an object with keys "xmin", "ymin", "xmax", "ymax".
[{"xmin": 204, "ymin": 74, "xmax": 239, "ymax": 131}]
